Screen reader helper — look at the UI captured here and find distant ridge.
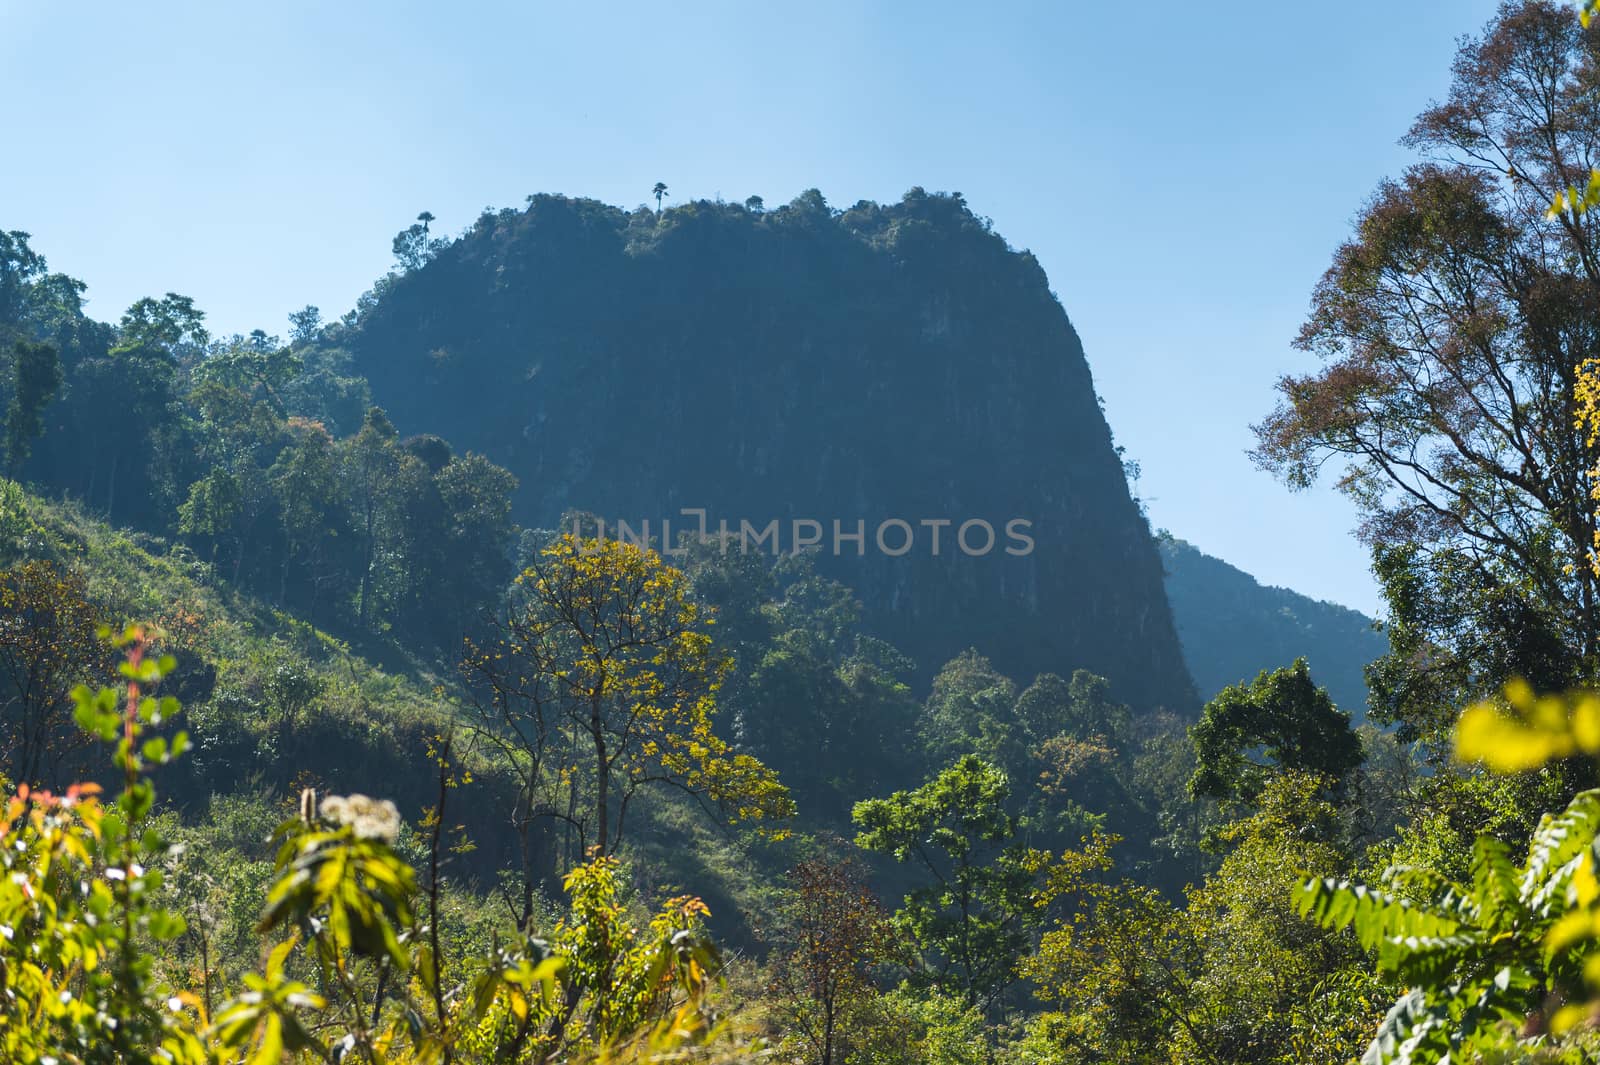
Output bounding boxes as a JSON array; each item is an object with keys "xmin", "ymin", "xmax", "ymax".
[{"xmin": 1158, "ymin": 533, "xmax": 1385, "ymax": 716}]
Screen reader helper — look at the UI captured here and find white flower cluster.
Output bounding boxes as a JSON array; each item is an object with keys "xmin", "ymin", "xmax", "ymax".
[{"xmin": 318, "ymin": 793, "xmax": 402, "ymax": 844}]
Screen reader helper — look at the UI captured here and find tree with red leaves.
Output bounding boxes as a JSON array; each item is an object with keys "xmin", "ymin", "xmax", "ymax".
[{"xmin": 1254, "ymin": 0, "xmax": 1600, "ymax": 736}]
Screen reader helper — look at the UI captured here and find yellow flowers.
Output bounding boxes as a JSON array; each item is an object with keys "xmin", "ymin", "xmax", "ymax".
[{"xmin": 1454, "ymin": 679, "xmax": 1600, "ymax": 771}]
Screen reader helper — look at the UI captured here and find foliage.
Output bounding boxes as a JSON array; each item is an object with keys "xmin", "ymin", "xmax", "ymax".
[
  {"xmin": 1254, "ymin": 0, "xmax": 1600, "ymax": 735},
  {"xmin": 0, "ymin": 632, "xmax": 761, "ymax": 1064},
  {"xmin": 1025, "ymin": 777, "xmax": 1376, "ymax": 1065},
  {"xmin": 1188, "ymin": 658, "xmax": 1363, "ymax": 807},
  {"xmin": 0, "ymin": 476, "xmax": 44, "ymax": 560},
  {"xmin": 463, "ymin": 533, "xmax": 793, "ymax": 866},
  {"xmin": 1295, "ymin": 679, "xmax": 1600, "ymax": 1063},
  {"xmin": 852, "ymin": 756, "xmax": 1047, "ymax": 1013},
  {"xmin": 0, "ymin": 559, "xmax": 110, "ymax": 786},
  {"xmin": 764, "ymin": 854, "xmax": 896, "ymax": 1065},
  {"xmin": 0, "ymin": 227, "xmax": 519, "ymax": 661},
  {"xmin": 4, "ymin": 340, "xmax": 61, "ymax": 476},
  {"xmin": 843, "ymin": 986, "xmax": 990, "ymax": 1065},
  {"xmin": 677, "ymin": 544, "xmax": 923, "ymax": 825}
]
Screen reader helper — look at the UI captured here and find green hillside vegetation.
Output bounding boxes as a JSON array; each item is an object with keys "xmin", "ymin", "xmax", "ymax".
[{"xmin": 13, "ymin": 2, "xmax": 1600, "ymax": 1060}]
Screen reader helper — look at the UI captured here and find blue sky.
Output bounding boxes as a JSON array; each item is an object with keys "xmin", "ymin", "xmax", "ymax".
[{"xmin": 0, "ymin": 0, "xmax": 1508, "ymax": 615}]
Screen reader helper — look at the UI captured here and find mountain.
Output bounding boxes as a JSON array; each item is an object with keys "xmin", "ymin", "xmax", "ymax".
[
  {"xmin": 343, "ymin": 188, "xmax": 1196, "ymax": 712},
  {"xmin": 1158, "ymin": 533, "xmax": 1386, "ymax": 715}
]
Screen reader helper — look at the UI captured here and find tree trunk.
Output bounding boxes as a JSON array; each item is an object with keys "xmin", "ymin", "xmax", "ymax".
[{"xmin": 591, "ymin": 689, "xmax": 609, "ymax": 856}]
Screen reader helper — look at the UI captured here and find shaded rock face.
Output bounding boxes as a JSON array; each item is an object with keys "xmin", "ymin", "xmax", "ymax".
[{"xmin": 350, "ymin": 189, "xmax": 1196, "ymax": 712}]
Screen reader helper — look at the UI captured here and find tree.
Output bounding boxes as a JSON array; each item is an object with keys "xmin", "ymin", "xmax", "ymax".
[
  {"xmin": 919, "ymin": 650, "xmax": 1020, "ymax": 775},
  {"xmin": 287, "ymin": 304, "xmax": 322, "ymax": 345},
  {"xmin": 462, "ymin": 532, "xmax": 792, "ymax": 859},
  {"xmin": 194, "ymin": 333, "xmax": 300, "ymax": 418},
  {"xmin": 917, "ymin": 656, "xmax": 1146, "ymax": 853},
  {"xmin": 0, "ymin": 230, "xmax": 46, "ymax": 329},
  {"xmin": 767, "ymin": 854, "xmax": 896, "ymax": 1065},
  {"xmin": 340, "ymin": 407, "xmax": 404, "ymax": 627},
  {"xmin": 114, "ymin": 294, "xmax": 210, "ymax": 360},
  {"xmin": 179, "ymin": 374, "xmax": 282, "ymax": 582},
  {"xmin": 1177, "ymin": 775, "xmax": 1378, "ymax": 1065},
  {"xmin": 427, "ymin": 451, "xmax": 517, "ymax": 643},
  {"xmin": 1253, "ymin": 1, "xmax": 1600, "ymax": 731},
  {"xmin": 268, "ymin": 417, "xmax": 351, "ymax": 612},
  {"xmin": 653, "ymin": 182, "xmax": 668, "ymax": 211},
  {"xmin": 3, "ymin": 341, "xmax": 61, "ymax": 477},
  {"xmin": 1021, "ymin": 778, "xmax": 1376, "ymax": 1065},
  {"xmin": 0, "ymin": 560, "xmax": 107, "ymax": 786},
  {"xmin": 1188, "ymin": 659, "xmax": 1362, "ymax": 807},
  {"xmin": 1023, "ymin": 856, "xmax": 1206, "ymax": 1065},
  {"xmin": 392, "ymin": 212, "xmax": 443, "ymax": 271},
  {"xmin": 852, "ymin": 755, "xmax": 1045, "ymax": 1013},
  {"xmin": 673, "ymin": 545, "xmax": 921, "ymax": 822}
]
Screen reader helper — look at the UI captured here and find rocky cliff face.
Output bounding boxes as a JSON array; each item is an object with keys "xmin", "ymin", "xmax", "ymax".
[{"xmin": 347, "ymin": 189, "xmax": 1196, "ymax": 712}]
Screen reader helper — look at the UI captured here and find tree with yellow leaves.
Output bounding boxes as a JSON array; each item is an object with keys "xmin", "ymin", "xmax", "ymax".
[{"xmin": 463, "ymin": 533, "xmax": 792, "ymax": 866}]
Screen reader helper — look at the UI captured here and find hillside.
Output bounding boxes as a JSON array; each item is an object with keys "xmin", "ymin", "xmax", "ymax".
[
  {"xmin": 1158, "ymin": 533, "xmax": 1386, "ymax": 714},
  {"xmin": 342, "ymin": 189, "xmax": 1196, "ymax": 713},
  {"xmin": 0, "ymin": 482, "xmax": 776, "ymax": 941}
]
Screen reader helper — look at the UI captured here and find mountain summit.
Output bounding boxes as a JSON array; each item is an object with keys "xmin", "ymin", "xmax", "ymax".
[{"xmin": 348, "ymin": 188, "xmax": 1195, "ymax": 711}]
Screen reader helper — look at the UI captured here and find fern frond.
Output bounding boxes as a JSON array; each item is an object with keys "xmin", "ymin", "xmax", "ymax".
[
  {"xmin": 1297, "ymin": 877, "xmax": 1464, "ymax": 951},
  {"xmin": 1521, "ymin": 789, "xmax": 1600, "ymax": 916},
  {"xmin": 1377, "ymin": 931, "xmax": 1489, "ymax": 986},
  {"xmin": 1361, "ymin": 988, "xmax": 1450, "ymax": 1065},
  {"xmin": 1470, "ymin": 836, "xmax": 1521, "ymax": 928}
]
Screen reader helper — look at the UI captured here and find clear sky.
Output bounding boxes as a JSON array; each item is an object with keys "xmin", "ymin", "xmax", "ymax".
[{"xmin": 0, "ymin": 0, "xmax": 1508, "ymax": 615}]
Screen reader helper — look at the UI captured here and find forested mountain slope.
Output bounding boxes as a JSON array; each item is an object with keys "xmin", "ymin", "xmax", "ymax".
[
  {"xmin": 346, "ymin": 189, "xmax": 1195, "ymax": 712},
  {"xmin": 1159, "ymin": 533, "xmax": 1385, "ymax": 713}
]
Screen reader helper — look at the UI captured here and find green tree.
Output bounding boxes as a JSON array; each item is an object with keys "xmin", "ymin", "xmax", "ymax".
[
  {"xmin": 287, "ymin": 304, "xmax": 321, "ymax": 345},
  {"xmin": 3, "ymin": 340, "xmax": 61, "ymax": 477},
  {"xmin": 428, "ymin": 450, "xmax": 518, "ymax": 642},
  {"xmin": 75, "ymin": 293, "xmax": 208, "ymax": 523},
  {"xmin": 194, "ymin": 332, "xmax": 300, "ymax": 418},
  {"xmin": 1188, "ymin": 658, "xmax": 1362, "ymax": 807},
  {"xmin": 919, "ymin": 650, "xmax": 1021, "ymax": 775},
  {"xmin": 268, "ymin": 417, "xmax": 351, "ymax": 612},
  {"xmin": 340, "ymin": 407, "xmax": 404, "ymax": 628},
  {"xmin": 853, "ymin": 755, "xmax": 1045, "ymax": 1013},
  {"xmin": 392, "ymin": 211, "xmax": 443, "ymax": 271},
  {"xmin": 0, "ymin": 230, "xmax": 46, "ymax": 333}
]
